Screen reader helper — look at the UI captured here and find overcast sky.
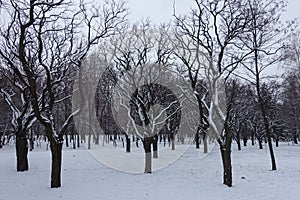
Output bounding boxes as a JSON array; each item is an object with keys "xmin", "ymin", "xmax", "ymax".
[
  {"xmin": 127, "ymin": 0, "xmax": 300, "ymax": 24},
  {"xmin": 126, "ymin": 0, "xmax": 298, "ymax": 77}
]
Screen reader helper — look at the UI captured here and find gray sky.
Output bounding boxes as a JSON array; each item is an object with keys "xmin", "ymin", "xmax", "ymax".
[
  {"xmin": 127, "ymin": 0, "xmax": 299, "ymax": 23},
  {"xmin": 127, "ymin": 0, "xmax": 299, "ymax": 77}
]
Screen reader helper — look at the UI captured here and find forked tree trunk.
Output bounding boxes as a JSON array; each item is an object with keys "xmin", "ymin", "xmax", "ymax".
[
  {"xmin": 16, "ymin": 134, "xmax": 29, "ymax": 172},
  {"xmin": 143, "ymin": 137, "xmax": 152, "ymax": 173}
]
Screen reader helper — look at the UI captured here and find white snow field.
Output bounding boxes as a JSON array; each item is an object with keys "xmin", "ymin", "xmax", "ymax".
[{"xmin": 1, "ymin": 142, "xmax": 300, "ymax": 200}]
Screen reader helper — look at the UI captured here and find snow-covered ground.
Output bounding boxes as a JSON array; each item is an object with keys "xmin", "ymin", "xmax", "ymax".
[{"xmin": 1, "ymin": 142, "xmax": 300, "ymax": 200}]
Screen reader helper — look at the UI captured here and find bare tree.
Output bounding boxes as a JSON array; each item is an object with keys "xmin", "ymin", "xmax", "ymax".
[
  {"xmin": 0, "ymin": 0, "xmax": 127, "ymax": 188},
  {"xmin": 95, "ymin": 22, "xmax": 182, "ymax": 173},
  {"xmin": 238, "ymin": 0, "xmax": 295, "ymax": 170},
  {"xmin": 0, "ymin": 67, "xmax": 36, "ymax": 171},
  {"xmin": 173, "ymin": 0, "xmax": 252, "ymax": 187}
]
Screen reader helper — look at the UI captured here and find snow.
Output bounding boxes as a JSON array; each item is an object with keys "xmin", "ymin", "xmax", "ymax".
[{"xmin": 1, "ymin": 142, "xmax": 300, "ymax": 200}]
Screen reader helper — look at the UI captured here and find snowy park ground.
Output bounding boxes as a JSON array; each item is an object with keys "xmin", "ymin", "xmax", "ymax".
[{"xmin": 1, "ymin": 142, "xmax": 300, "ymax": 200}]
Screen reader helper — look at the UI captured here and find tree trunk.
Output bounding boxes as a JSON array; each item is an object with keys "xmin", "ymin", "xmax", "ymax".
[
  {"xmin": 219, "ymin": 122, "xmax": 232, "ymax": 187},
  {"xmin": 95, "ymin": 133, "xmax": 100, "ymax": 145},
  {"xmin": 143, "ymin": 137, "xmax": 152, "ymax": 173},
  {"xmin": 81, "ymin": 134, "xmax": 85, "ymax": 143},
  {"xmin": 293, "ymin": 134, "xmax": 298, "ymax": 144},
  {"xmin": 251, "ymin": 133, "xmax": 255, "ymax": 145},
  {"xmin": 136, "ymin": 137, "xmax": 139, "ymax": 148},
  {"xmin": 254, "ymin": 47, "xmax": 276, "ymax": 171},
  {"xmin": 275, "ymin": 139, "xmax": 279, "ymax": 147},
  {"xmin": 220, "ymin": 146, "xmax": 232, "ymax": 187},
  {"xmin": 171, "ymin": 136, "xmax": 175, "ymax": 150},
  {"xmin": 16, "ymin": 135, "xmax": 29, "ymax": 172},
  {"xmin": 153, "ymin": 134, "xmax": 158, "ymax": 158},
  {"xmin": 49, "ymin": 141, "xmax": 63, "ymax": 188},
  {"xmin": 258, "ymin": 139, "xmax": 263, "ymax": 149},
  {"xmin": 77, "ymin": 134, "xmax": 80, "ymax": 148},
  {"xmin": 29, "ymin": 131, "xmax": 34, "ymax": 151},
  {"xmin": 88, "ymin": 133, "xmax": 91, "ymax": 149},
  {"xmin": 243, "ymin": 137, "xmax": 247, "ymax": 146},
  {"xmin": 72, "ymin": 134, "xmax": 76, "ymax": 149},
  {"xmin": 125, "ymin": 134, "xmax": 130, "ymax": 153},
  {"xmin": 203, "ymin": 133, "xmax": 208, "ymax": 154},
  {"xmin": 65, "ymin": 134, "xmax": 69, "ymax": 148},
  {"xmin": 236, "ymin": 131, "xmax": 241, "ymax": 151},
  {"xmin": 195, "ymin": 131, "xmax": 200, "ymax": 149}
]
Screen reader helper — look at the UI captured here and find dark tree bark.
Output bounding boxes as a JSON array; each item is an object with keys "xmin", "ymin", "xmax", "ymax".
[
  {"xmin": 65, "ymin": 134, "xmax": 69, "ymax": 148},
  {"xmin": 125, "ymin": 135, "xmax": 131, "ymax": 152},
  {"xmin": 218, "ymin": 122, "xmax": 232, "ymax": 187},
  {"xmin": 258, "ymin": 139, "xmax": 263, "ymax": 149},
  {"xmin": 243, "ymin": 137, "xmax": 247, "ymax": 146},
  {"xmin": 77, "ymin": 134, "xmax": 80, "ymax": 148},
  {"xmin": 0, "ymin": 136, "xmax": 2, "ymax": 148},
  {"xmin": 251, "ymin": 133, "xmax": 255, "ymax": 146},
  {"xmin": 29, "ymin": 131, "xmax": 34, "ymax": 151},
  {"xmin": 88, "ymin": 133, "xmax": 91, "ymax": 149},
  {"xmin": 275, "ymin": 139, "xmax": 279, "ymax": 147},
  {"xmin": 293, "ymin": 134, "xmax": 298, "ymax": 144},
  {"xmin": 153, "ymin": 134, "xmax": 158, "ymax": 158},
  {"xmin": 136, "ymin": 137, "xmax": 139, "ymax": 148},
  {"xmin": 49, "ymin": 140, "xmax": 63, "ymax": 188},
  {"xmin": 254, "ymin": 48, "xmax": 276, "ymax": 170},
  {"xmin": 236, "ymin": 130, "xmax": 241, "ymax": 151},
  {"xmin": 171, "ymin": 135, "xmax": 175, "ymax": 150},
  {"xmin": 142, "ymin": 137, "xmax": 153, "ymax": 173},
  {"xmin": 95, "ymin": 133, "xmax": 100, "ymax": 145},
  {"xmin": 16, "ymin": 134, "xmax": 29, "ymax": 172},
  {"xmin": 195, "ymin": 130, "xmax": 200, "ymax": 149},
  {"xmin": 203, "ymin": 133, "xmax": 208, "ymax": 154}
]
